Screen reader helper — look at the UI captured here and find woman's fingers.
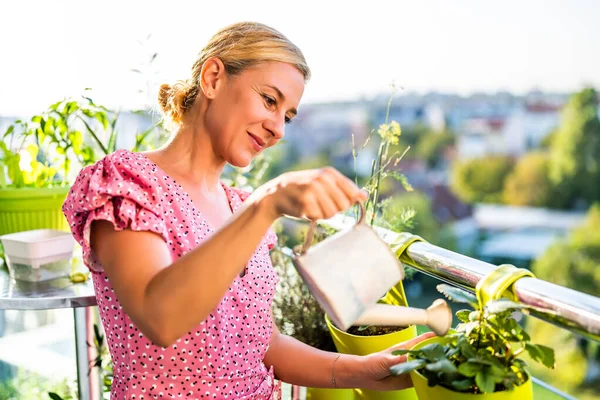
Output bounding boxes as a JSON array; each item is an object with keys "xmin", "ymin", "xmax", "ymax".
[
  {"xmin": 328, "ymin": 167, "xmax": 368, "ymax": 203},
  {"xmin": 373, "ymin": 373, "xmax": 413, "ymax": 391},
  {"xmin": 386, "ymin": 332, "xmax": 437, "ymax": 354},
  {"xmin": 265, "ymin": 167, "xmax": 367, "ymax": 220},
  {"xmin": 317, "ymin": 171, "xmax": 353, "ymax": 216}
]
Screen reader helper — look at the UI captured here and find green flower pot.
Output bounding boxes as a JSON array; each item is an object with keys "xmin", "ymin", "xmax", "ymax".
[
  {"xmin": 325, "ymin": 281, "xmax": 419, "ymax": 400},
  {"xmin": 306, "ymin": 386, "xmax": 354, "ymax": 399},
  {"xmin": 0, "ymin": 186, "xmax": 71, "ymax": 236},
  {"xmin": 409, "ymin": 336, "xmax": 533, "ymax": 400}
]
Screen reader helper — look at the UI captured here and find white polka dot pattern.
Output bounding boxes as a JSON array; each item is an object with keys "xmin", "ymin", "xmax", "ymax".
[{"xmin": 62, "ymin": 149, "xmax": 279, "ymax": 399}]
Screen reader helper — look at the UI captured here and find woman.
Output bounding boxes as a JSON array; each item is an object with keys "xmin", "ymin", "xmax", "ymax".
[{"xmin": 63, "ymin": 21, "xmax": 434, "ymax": 399}]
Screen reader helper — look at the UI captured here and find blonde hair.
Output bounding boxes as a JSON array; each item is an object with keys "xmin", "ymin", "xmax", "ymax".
[{"xmin": 158, "ymin": 22, "xmax": 310, "ymax": 128}]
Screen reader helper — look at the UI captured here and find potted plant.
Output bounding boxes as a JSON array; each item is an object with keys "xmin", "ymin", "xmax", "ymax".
[
  {"xmin": 320, "ymin": 88, "xmax": 422, "ymax": 400},
  {"xmin": 390, "ymin": 283, "xmax": 556, "ymax": 399},
  {"xmin": 0, "ymin": 96, "xmax": 115, "ymax": 236},
  {"xmin": 0, "ymin": 94, "xmax": 163, "ymax": 238}
]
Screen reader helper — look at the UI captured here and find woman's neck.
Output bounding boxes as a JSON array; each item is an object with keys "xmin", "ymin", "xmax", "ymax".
[{"xmin": 148, "ymin": 123, "xmax": 226, "ymax": 193}]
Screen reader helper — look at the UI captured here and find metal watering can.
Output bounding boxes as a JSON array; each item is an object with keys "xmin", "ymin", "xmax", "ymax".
[{"xmin": 292, "ymin": 203, "xmax": 452, "ymax": 336}]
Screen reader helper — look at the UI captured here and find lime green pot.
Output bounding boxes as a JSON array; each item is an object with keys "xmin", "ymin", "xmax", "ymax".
[
  {"xmin": 306, "ymin": 386, "xmax": 354, "ymax": 399},
  {"xmin": 409, "ymin": 336, "xmax": 533, "ymax": 400},
  {"xmin": 325, "ymin": 281, "xmax": 419, "ymax": 400},
  {"xmin": 0, "ymin": 186, "xmax": 71, "ymax": 236}
]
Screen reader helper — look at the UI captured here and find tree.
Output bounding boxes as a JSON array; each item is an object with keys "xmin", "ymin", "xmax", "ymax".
[
  {"xmin": 533, "ymin": 204, "xmax": 600, "ymax": 297},
  {"xmin": 549, "ymin": 87, "xmax": 600, "ymax": 208},
  {"xmin": 503, "ymin": 151, "xmax": 567, "ymax": 208},
  {"xmin": 416, "ymin": 130, "xmax": 455, "ymax": 168},
  {"xmin": 450, "ymin": 156, "xmax": 514, "ymax": 204},
  {"xmin": 530, "ymin": 204, "xmax": 600, "ymax": 397}
]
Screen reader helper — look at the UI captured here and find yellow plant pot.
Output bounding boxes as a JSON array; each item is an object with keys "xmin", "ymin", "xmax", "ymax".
[
  {"xmin": 409, "ymin": 336, "xmax": 533, "ymax": 400},
  {"xmin": 306, "ymin": 386, "xmax": 354, "ymax": 399},
  {"xmin": 0, "ymin": 186, "xmax": 70, "ymax": 236},
  {"xmin": 325, "ymin": 281, "xmax": 419, "ymax": 400}
]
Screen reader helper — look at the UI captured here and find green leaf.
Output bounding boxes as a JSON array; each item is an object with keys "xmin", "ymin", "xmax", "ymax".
[
  {"xmin": 456, "ymin": 309, "xmax": 471, "ymax": 322},
  {"xmin": 48, "ymin": 393, "xmax": 64, "ymax": 400},
  {"xmin": 3, "ymin": 124, "xmax": 14, "ymax": 137},
  {"xmin": 389, "ymin": 359, "xmax": 426, "ymax": 376},
  {"xmin": 425, "ymin": 358, "xmax": 458, "ymax": 374},
  {"xmin": 503, "ymin": 318, "xmax": 530, "ymax": 342},
  {"xmin": 458, "ymin": 361, "xmax": 482, "ymax": 377},
  {"xmin": 489, "ymin": 364, "xmax": 507, "ymax": 383},
  {"xmin": 475, "ymin": 369, "xmax": 496, "ymax": 393},
  {"xmin": 452, "ymin": 378, "xmax": 474, "ymax": 392},
  {"xmin": 512, "ymin": 358, "xmax": 528, "ymax": 370},
  {"xmin": 456, "ymin": 321, "xmax": 478, "ymax": 336},
  {"xmin": 437, "ymin": 284, "xmax": 478, "ymax": 308},
  {"xmin": 458, "ymin": 336, "xmax": 477, "ymax": 358},
  {"xmin": 107, "ymin": 129, "xmax": 118, "ymax": 153},
  {"xmin": 392, "ymin": 349, "xmax": 410, "ymax": 356},
  {"xmin": 419, "ymin": 343, "xmax": 447, "ymax": 361},
  {"xmin": 525, "ymin": 343, "xmax": 556, "ymax": 369}
]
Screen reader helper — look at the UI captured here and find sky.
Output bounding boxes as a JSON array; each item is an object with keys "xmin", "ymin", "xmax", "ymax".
[{"xmin": 0, "ymin": 0, "xmax": 599, "ymax": 116}]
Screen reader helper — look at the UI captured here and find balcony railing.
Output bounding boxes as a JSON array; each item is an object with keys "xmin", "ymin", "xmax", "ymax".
[{"xmin": 314, "ymin": 213, "xmax": 600, "ymax": 342}]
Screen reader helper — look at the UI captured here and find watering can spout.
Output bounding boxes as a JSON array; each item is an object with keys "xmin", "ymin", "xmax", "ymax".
[{"xmin": 353, "ymin": 299, "xmax": 453, "ymax": 336}]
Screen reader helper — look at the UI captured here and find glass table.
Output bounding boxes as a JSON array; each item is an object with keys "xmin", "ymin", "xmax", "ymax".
[{"xmin": 0, "ymin": 268, "xmax": 100, "ymax": 400}]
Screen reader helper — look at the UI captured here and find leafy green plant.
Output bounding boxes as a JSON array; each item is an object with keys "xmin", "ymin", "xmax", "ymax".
[
  {"xmin": 0, "ymin": 95, "xmax": 163, "ymax": 189},
  {"xmin": 0, "ymin": 368, "xmax": 75, "ymax": 400},
  {"xmin": 390, "ymin": 284, "xmax": 555, "ymax": 394}
]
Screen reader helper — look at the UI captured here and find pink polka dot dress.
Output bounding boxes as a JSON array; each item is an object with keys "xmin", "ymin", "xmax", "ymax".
[{"xmin": 62, "ymin": 149, "xmax": 280, "ymax": 399}]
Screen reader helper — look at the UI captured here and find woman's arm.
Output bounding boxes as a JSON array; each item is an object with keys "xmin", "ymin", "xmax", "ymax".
[
  {"xmin": 91, "ymin": 196, "xmax": 275, "ymax": 347},
  {"xmin": 91, "ymin": 167, "xmax": 366, "ymax": 348},
  {"xmin": 263, "ymin": 323, "xmax": 363, "ymax": 388},
  {"xmin": 263, "ymin": 322, "xmax": 436, "ymax": 390}
]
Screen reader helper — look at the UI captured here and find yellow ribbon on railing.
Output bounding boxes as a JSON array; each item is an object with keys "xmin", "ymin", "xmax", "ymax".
[
  {"xmin": 382, "ymin": 233, "xmax": 426, "ymax": 306},
  {"xmin": 475, "ymin": 264, "xmax": 535, "ymax": 308},
  {"xmin": 392, "ymin": 232, "xmax": 425, "ymax": 266}
]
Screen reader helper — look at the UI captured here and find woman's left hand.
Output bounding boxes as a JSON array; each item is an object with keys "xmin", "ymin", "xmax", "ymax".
[{"xmin": 351, "ymin": 332, "xmax": 437, "ymax": 391}]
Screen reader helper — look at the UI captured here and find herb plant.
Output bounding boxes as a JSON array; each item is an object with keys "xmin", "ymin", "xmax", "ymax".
[{"xmin": 390, "ymin": 284, "xmax": 555, "ymax": 394}]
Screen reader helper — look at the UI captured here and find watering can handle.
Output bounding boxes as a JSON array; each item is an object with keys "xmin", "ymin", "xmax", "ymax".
[{"xmin": 295, "ymin": 201, "xmax": 366, "ymax": 256}]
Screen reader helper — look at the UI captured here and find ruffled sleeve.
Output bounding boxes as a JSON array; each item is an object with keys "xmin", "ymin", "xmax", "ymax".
[
  {"xmin": 62, "ymin": 150, "xmax": 168, "ymax": 272},
  {"xmin": 228, "ymin": 186, "xmax": 278, "ymax": 251}
]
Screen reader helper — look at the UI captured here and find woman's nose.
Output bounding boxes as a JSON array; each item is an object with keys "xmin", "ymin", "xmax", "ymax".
[{"xmin": 264, "ymin": 116, "xmax": 285, "ymax": 140}]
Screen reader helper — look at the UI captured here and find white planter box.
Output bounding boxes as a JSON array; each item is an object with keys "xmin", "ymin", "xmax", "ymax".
[{"xmin": 0, "ymin": 229, "xmax": 75, "ymax": 282}]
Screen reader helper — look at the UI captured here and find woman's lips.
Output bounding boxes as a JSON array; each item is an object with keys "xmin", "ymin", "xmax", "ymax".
[{"xmin": 248, "ymin": 132, "xmax": 265, "ymax": 151}]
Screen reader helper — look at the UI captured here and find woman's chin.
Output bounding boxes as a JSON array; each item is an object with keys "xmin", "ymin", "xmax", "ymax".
[{"xmin": 228, "ymin": 153, "xmax": 254, "ymax": 168}]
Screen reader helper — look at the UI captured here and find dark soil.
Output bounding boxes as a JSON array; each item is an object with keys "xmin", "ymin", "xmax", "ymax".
[{"xmin": 346, "ymin": 325, "xmax": 408, "ymax": 336}]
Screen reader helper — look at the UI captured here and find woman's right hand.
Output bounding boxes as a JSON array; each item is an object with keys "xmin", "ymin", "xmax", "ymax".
[{"xmin": 255, "ymin": 167, "xmax": 368, "ymax": 221}]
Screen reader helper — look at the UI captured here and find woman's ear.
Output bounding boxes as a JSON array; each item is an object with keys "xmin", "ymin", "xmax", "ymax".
[{"xmin": 200, "ymin": 57, "xmax": 226, "ymax": 99}]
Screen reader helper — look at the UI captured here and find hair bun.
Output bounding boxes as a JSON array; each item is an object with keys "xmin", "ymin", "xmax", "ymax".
[{"xmin": 158, "ymin": 83, "xmax": 173, "ymax": 114}]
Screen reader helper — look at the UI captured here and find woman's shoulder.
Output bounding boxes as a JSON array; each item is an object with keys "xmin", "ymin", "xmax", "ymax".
[
  {"xmin": 73, "ymin": 149, "xmax": 157, "ymax": 185},
  {"xmin": 96, "ymin": 148, "xmax": 154, "ymax": 173},
  {"xmin": 65, "ymin": 149, "xmax": 164, "ymax": 214}
]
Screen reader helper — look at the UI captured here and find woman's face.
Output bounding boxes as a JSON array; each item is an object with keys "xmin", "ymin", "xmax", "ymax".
[{"xmin": 203, "ymin": 61, "xmax": 305, "ymax": 167}]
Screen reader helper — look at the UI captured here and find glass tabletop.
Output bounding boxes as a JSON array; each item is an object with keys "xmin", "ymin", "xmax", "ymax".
[{"xmin": 0, "ymin": 267, "xmax": 96, "ymax": 310}]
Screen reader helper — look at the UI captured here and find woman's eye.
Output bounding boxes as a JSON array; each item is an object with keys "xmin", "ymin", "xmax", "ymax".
[
  {"xmin": 285, "ymin": 117, "xmax": 292, "ymax": 125},
  {"xmin": 263, "ymin": 95, "xmax": 276, "ymax": 107}
]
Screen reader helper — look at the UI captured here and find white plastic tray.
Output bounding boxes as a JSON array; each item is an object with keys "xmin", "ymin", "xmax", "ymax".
[
  {"xmin": 0, "ymin": 229, "xmax": 75, "ymax": 259},
  {"xmin": 0, "ymin": 229, "xmax": 75, "ymax": 282}
]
